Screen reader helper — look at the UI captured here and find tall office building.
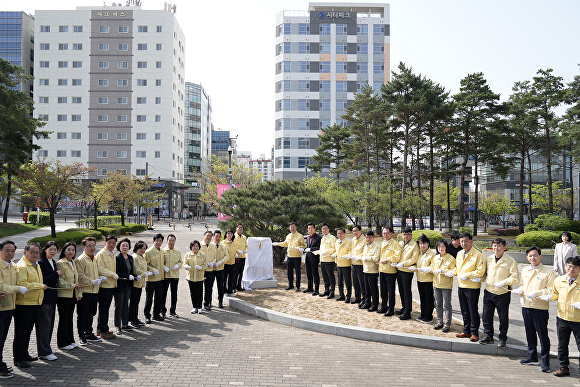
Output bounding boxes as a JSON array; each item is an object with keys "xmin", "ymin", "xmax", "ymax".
[
  {"xmin": 274, "ymin": 2, "xmax": 390, "ymax": 180},
  {"xmin": 211, "ymin": 129, "xmax": 237, "ymax": 165},
  {"xmin": 0, "ymin": 11, "xmax": 34, "ymax": 93}
]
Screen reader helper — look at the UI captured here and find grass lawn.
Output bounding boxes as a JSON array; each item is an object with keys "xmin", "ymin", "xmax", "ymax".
[{"xmin": 0, "ymin": 222, "xmax": 42, "ymax": 238}]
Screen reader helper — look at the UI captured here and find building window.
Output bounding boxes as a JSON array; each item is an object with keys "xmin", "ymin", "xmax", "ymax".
[
  {"xmin": 39, "ymin": 150, "xmax": 48, "ymax": 157},
  {"xmin": 298, "ymin": 157, "xmax": 310, "ymax": 169},
  {"xmin": 59, "ymin": 26, "xmax": 68, "ymax": 33},
  {"xmin": 98, "ymin": 97, "xmax": 108, "ymax": 104},
  {"xmin": 357, "ymin": 43, "xmax": 368, "ymax": 55},
  {"xmin": 98, "ymin": 61, "xmax": 109, "ymax": 69},
  {"xmin": 39, "ymin": 97, "xmax": 49, "ymax": 103},
  {"xmin": 73, "ymin": 43, "xmax": 82, "ymax": 50},
  {"xmin": 136, "ymin": 133, "xmax": 146, "ymax": 140},
  {"xmin": 57, "ymin": 132, "xmax": 67, "ymax": 139},
  {"xmin": 137, "ymin": 62, "xmax": 147, "ymax": 68},
  {"xmin": 320, "ymin": 81, "xmax": 330, "ymax": 92},
  {"xmin": 136, "ymin": 151, "xmax": 146, "ymax": 158},
  {"xmin": 373, "ymin": 43, "xmax": 384, "ymax": 55},
  {"xmin": 357, "ymin": 62, "xmax": 368, "ymax": 74},
  {"xmin": 40, "ymin": 26, "xmax": 50, "ymax": 32},
  {"xmin": 118, "ymin": 43, "xmax": 128, "ymax": 51},
  {"xmin": 138, "ymin": 44, "xmax": 147, "ymax": 50},
  {"xmin": 155, "ymin": 79, "xmax": 161, "ymax": 86},
  {"xmin": 137, "ymin": 97, "xmax": 146, "ymax": 104},
  {"xmin": 58, "ymin": 61, "xmax": 68, "ymax": 68},
  {"xmin": 72, "ymin": 61, "xmax": 82, "ymax": 68},
  {"xmin": 336, "ymin": 43, "xmax": 347, "ymax": 55},
  {"xmin": 117, "ymin": 115, "xmax": 127, "ymax": 122},
  {"xmin": 40, "ymin": 61, "xmax": 49, "ymax": 68},
  {"xmin": 156, "ymin": 25, "xmax": 162, "ymax": 32},
  {"xmin": 57, "ymin": 115, "xmax": 67, "ymax": 121},
  {"xmin": 373, "ymin": 63, "xmax": 384, "ymax": 74},
  {"xmin": 40, "ymin": 43, "xmax": 49, "ymax": 50},
  {"xmin": 39, "ymin": 79, "xmax": 49, "ymax": 86},
  {"xmin": 117, "ymin": 79, "xmax": 128, "ymax": 87},
  {"xmin": 279, "ymin": 23, "xmax": 291, "ymax": 35},
  {"xmin": 319, "ymin": 42, "xmax": 330, "ymax": 54},
  {"xmin": 283, "ymin": 157, "xmax": 290, "ymax": 168},
  {"xmin": 154, "ymin": 151, "xmax": 160, "ymax": 158},
  {"xmin": 99, "ymin": 26, "xmax": 109, "ymax": 33},
  {"xmin": 336, "ymin": 62, "xmax": 347, "ymax": 73},
  {"xmin": 298, "ymin": 100, "xmax": 309, "ymax": 111},
  {"xmin": 357, "ymin": 24, "xmax": 368, "ymax": 35},
  {"xmin": 117, "ymin": 133, "xmax": 127, "ymax": 140},
  {"xmin": 136, "ymin": 169, "xmax": 146, "ymax": 176},
  {"xmin": 298, "ymin": 118, "xmax": 309, "ymax": 131},
  {"xmin": 137, "ymin": 79, "xmax": 147, "ymax": 86},
  {"xmin": 117, "ymin": 61, "xmax": 128, "ymax": 69},
  {"xmin": 138, "ymin": 26, "xmax": 148, "ymax": 32},
  {"xmin": 320, "ymin": 100, "xmax": 330, "ymax": 111},
  {"xmin": 298, "ymin": 61, "xmax": 309, "ymax": 73},
  {"xmin": 72, "ymin": 115, "xmax": 81, "ymax": 121},
  {"xmin": 38, "ymin": 114, "xmax": 48, "ymax": 121},
  {"xmin": 99, "ymin": 43, "xmax": 109, "ymax": 51},
  {"xmin": 119, "ymin": 26, "xmax": 128, "ymax": 33},
  {"xmin": 117, "ymin": 97, "xmax": 128, "ymax": 104},
  {"xmin": 156, "ymin": 62, "xmax": 161, "ymax": 68},
  {"xmin": 136, "ymin": 115, "xmax": 146, "ymax": 122},
  {"xmin": 71, "ymin": 151, "xmax": 81, "ymax": 157},
  {"xmin": 156, "ymin": 43, "xmax": 162, "ymax": 50},
  {"xmin": 72, "ymin": 79, "xmax": 82, "ymax": 86},
  {"xmin": 155, "ymin": 133, "xmax": 161, "ymax": 140},
  {"xmin": 73, "ymin": 26, "xmax": 83, "ymax": 32},
  {"xmin": 155, "ymin": 97, "xmax": 161, "ymax": 104},
  {"xmin": 298, "ymin": 138, "xmax": 309, "ymax": 149},
  {"xmin": 319, "ymin": 24, "xmax": 330, "ymax": 35},
  {"xmin": 57, "ymin": 150, "xmax": 67, "ymax": 157},
  {"xmin": 116, "ymin": 151, "xmax": 127, "ymax": 158},
  {"xmin": 97, "ymin": 168, "xmax": 107, "ymax": 175},
  {"xmin": 72, "ymin": 133, "xmax": 81, "ymax": 139},
  {"xmin": 298, "ymin": 80, "xmax": 309, "ymax": 92},
  {"xmin": 373, "ymin": 24, "xmax": 384, "ymax": 36},
  {"xmin": 58, "ymin": 79, "xmax": 67, "ymax": 86},
  {"xmin": 336, "ymin": 81, "xmax": 347, "ymax": 92},
  {"xmin": 97, "ymin": 151, "xmax": 108, "ymax": 158},
  {"xmin": 97, "ymin": 115, "xmax": 108, "ymax": 123},
  {"xmin": 336, "ymin": 100, "xmax": 347, "ymax": 111},
  {"xmin": 57, "ymin": 97, "xmax": 67, "ymax": 103},
  {"xmin": 298, "ymin": 24, "xmax": 309, "ymax": 35}
]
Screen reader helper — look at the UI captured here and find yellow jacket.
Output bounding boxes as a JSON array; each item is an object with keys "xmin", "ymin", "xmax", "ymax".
[
  {"xmin": 56, "ymin": 258, "xmax": 82, "ymax": 300},
  {"xmin": 484, "ymin": 253, "xmax": 520, "ymax": 295},
  {"xmin": 213, "ymin": 243, "xmax": 227, "ymax": 271},
  {"xmin": 144, "ymin": 246, "xmax": 164, "ymax": 282},
  {"xmin": 379, "ymin": 238, "xmax": 402, "ymax": 274},
  {"xmin": 75, "ymin": 252, "xmax": 100, "ymax": 294},
  {"xmin": 516, "ymin": 264, "xmax": 555, "ymax": 310},
  {"xmin": 335, "ymin": 238, "xmax": 352, "ymax": 267},
  {"xmin": 16, "ymin": 258, "xmax": 44, "ymax": 306},
  {"xmin": 278, "ymin": 232, "xmax": 306, "ymax": 258},
  {"xmin": 234, "ymin": 233, "xmax": 248, "ymax": 258},
  {"xmin": 398, "ymin": 239, "xmax": 419, "ymax": 273},
  {"xmin": 96, "ymin": 248, "xmax": 117, "ymax": 289},
  {"xmin": 221, "ymin": 239, "xmax": 236, "ymax": 265},
  {"xmin": 432, "ymin": 253, "xmax": 456, "ymax": 289},
  {"xmin": 0, "ymin": 259, "xmax": 20, "ymax": 311},
  {"xmin": 350, "ymin": 236, "xmax": 365, "ymax": 266},
  {"xmin": 454, "ymin": 248, "xmax": 486, "ymax": 289},
  {"xmin": 416, "ymin": 249, "xmax": 435, "ymax": 283},
  {"xmin": 162, "ymin": 247, "xmax": 182, "ymax": 279},
  {"xmin": 200, "ymin": 242, "xmax": 217, "ymax": 272},
  {"xmin": 553, "ymin": 275, "xmax": 580, "ymax": 322},
  {"xmin": 362, "ymin": 241, "xmax": 381, "ymax": 274},
  {"xmin": 183, "ymin": 251, "xmax": 207, "ymax": 282},
  {"xmin": 319, "ymin": 234, "xmax": 337, "ymax": 263},
  {"xmin": 133, "ymin": 253, "xmax": 147, "ymax": 288}
]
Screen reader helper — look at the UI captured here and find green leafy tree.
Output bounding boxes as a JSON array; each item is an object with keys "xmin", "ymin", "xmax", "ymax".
[
  {"xmin": 479, "ymin": 192, "xmax": 518, "ymax": 230},
  {"xmin": 309, "ymin": 123, "xmax": 352, "ymax": 180},
  {"xmin": 531, "ymin": 181, "xmax": 574, "ymax": 215},
  {"xmin": 433, "ymin": 181, "xmax": 460, "ymax": 231}
]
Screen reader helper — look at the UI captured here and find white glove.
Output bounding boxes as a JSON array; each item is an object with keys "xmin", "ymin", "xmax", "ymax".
[
  {"xmin": 459, "ymin": 274, "xmax": 468, "ymax": 281},
  {"xmin": 574, "ymin": 302, "xmax": 580, "ymax": 310},
  {"xmin": 356, "ymin": 256, "xmax": 363, "ymax": 261},
  {"xmin": 409, "ymin": 266, "xmax": 416, "ymax": 272},
  {"xmin": 113, "ymin": 274, "xmax": 119, "ymax": 280},
  {"xmin": 92, "ymin": 279, "xmax": 101, "ymax": 286},
  {"xmin": 163, "ymin": 266, "xmax": 170, "ymax": 272},
  {"xmin": 304, "ymin": 248, "xmax": 311, "ymax": 253},
  {"xmin": 343, "ymin": 255, "xmax": 351, "ymax": 260},
  {"xmin": 216, "ymin": 261, "xmax": 222, "ymax": 267},
  {"xmin": 494, "ymin": 281, "xmax": 505, "ymax": 288},
  {"xmin": 391, "ymin": 262, "xmax": 398, "ymax": 267},
  {"xmin": 235, "ymin": 254, "xmax": 239, "ymax": 258},
  {"xmin": 208, "ymin": 262, "xmax": 214, "ymax": 267},
  {"xmin": 99, "ymin": 276, "xmax": 107, "ymax": 281},
  {"xmin": 331, "ymin": 253, "xmax": 337, "ymax": 258},
  {"xmin": 173, "ymin": 264, "xmax": 179, "ymax": 270},
  {"xmin": 19, "ymin": 286, "xmax": 28, "ymax": 295},
  {"xmin": 184, "ymin": 265, "xmax": 191, "ymax": 270},
  {"xmin": 526, "ymin": 292, "xmax": 537, "ymax": 299},
  {"xmin": 153, "ymin": 269, "xmax": 159, "ymax": 275},
  {"xmin": 433, "ymin": 269, "xmax": 442, "ymax": 274},
  {"xmin": 136, "ymin": 275, "xmax": 142, "ymax": 281},
  {"xmin": 145, "ymin": 271, "xmax": 153, "ymax": 277},
  {"xmin": 470, "ymin": 277, "xmax": 481, "ymax": 283},
  {"xmin": 396, "ymin": 263, "xmax": 404, "ymax": 269},
  {"xmin": 244, "ymin": 250, "xmax": 248, "ymax": 254},
  {"xmin": 295, "ymin": 247, "xmax": 304, "ymax": 253},
  {"xmin": 539, "ymin": 295, "xmax": 552, "ymax": 301},
  {"xmin": 445, "ymin": 271, "xmax": 454, "ymax": 277},
  {"xmin": 128, "ymin": 275, "xmax": 134, "ymax": 281},
  {"xmin": 237, "ymin": 250, "xmax": 243, "ymax": 255},
  {"xmin": 271, "ymin": 242, "xmax": 278, "ymax": 247},
  {"xmin": 512, "ymin": 288, "xmax": 523, "ymax": 295},
  {"xmin": 321, "ymin": 251, "xmax": 327, "ymax": 256},
  {"xmin": 195, "ymin": 265, "xmax": 202, "ymax": 270},
  {"xmin": 423, "ymin": 267, "xmax": 432, "ymax": 274}
]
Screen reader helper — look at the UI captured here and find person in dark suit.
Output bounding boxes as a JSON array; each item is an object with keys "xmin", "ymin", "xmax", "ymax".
[
  {"xmin": 37, "ymin": 241, "xmax": 62, "ymax": 361},
  {"xmin": 303, "ymin": 222, "xmax": 322, "ymax": 296},
  {"xmin": 114, "ymin": 238, "xmax": 137, "ymax": 334}
]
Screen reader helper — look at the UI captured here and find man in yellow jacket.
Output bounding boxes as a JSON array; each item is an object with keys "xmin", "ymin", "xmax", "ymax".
[
  {"xmin": 144, "ymin": 233, "xmax": 165, "ymax": 323},
  {"xmin": 96, "ymin": 235, "xmax": 119, "ymax": 340},
  {"xmin": 361, "ymin": 230, "xmax": 381, "ymax": 312},
  {"xmin": 200, "ymin": 231, "xmax": 217, "ymax": 311},
  {"xmin": 274, "ymin": 222, "xmax": 306, "ymax": 291},
  {"xmin": 379, "ymin": 226, "xmax": 401, "ymax": 316},
  {"xmin": 76, "ymin": 237, "xmax": 102, "ymax": 345},
  {"xmin": 395, "ymin": 227, "xmax": 419, "ymax": 320},
  {"xmin": 454, "ymin": 232, "xmax": 486, "ymax": 342},
  {"xmin": 13, "ymin": 243, "xmax": 46, "ymax": 369},
  {"xmin": 162, "ymin": 234, "xmax": 182, "ymax": 318},
  {"xmin": 233, "ymin": 224, "xmax": 248, "ymax": 292},
  {"xmin": 213, "ymin": 230, "xmax": 227, "ymax": 308},
  {"xmin": 480, "ymin": 238, "xmax": 519, "ymax": 348},
  {"xmin": 334, "ymin": 228, "xmax": 352, "ymax": 302},
  {"xmin": 319, "ymin": 223, "xmax": 336, "ymax": 299},
  {"xmin": 513, "ymin": 246, "xmax": 555, "ymax": 372},
  {"xmin": 350, "ymin": 225, "xmax": 366, "ymax": 305}
]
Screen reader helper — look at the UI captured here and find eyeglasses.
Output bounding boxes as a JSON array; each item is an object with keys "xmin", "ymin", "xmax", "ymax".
[
  {"xmin": 28, "ymin": 251, "xmax": 40, "ymax": 255},
  {"xmin": 565, "ymin": 265, "xmax": 579, "ymax": 271}
]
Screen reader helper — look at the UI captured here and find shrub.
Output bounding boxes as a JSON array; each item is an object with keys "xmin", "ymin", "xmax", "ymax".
[
  {"xmin": 411, "ymin": 230, "xmax": 444, "ymax": 249},
  {"xmin": 459, "ymin": 226, "xmax": 472, "ymax": 235},
  {"xmin": 516, "ymin": 231, "xmax": 560, "ymax": 248},
  {"xmin": 74, "ymin": 216, "xmax": 122, "ymax": 229},
  {"xmin": 488, "ymin": 228, "xmax": 520, "ymax": 236},
  {"xmin": 108, "ymin": 223, "xmax": 147, "ymax": 234},
  {"xmin": 346, "ymin": 225, "xmax": 354, "ymax": 231},
  {"xmin": 568, "ymin": 220, "xmax": 580, "ymax": 235},
  {"xmin": 28, "ymin": 212, "xmax": 51, "ymax": 227},
  {"xmin": 29, "ymin": 229, "xmax": 102, "ymax": 246},
  {"xmin": 534, "ymin": 214, "xmax": 571, "ymax": 231},
  {"xmin": 524, "ymin": 224, "xmax": 540, "ymax": 233},
  {"xmin": 97, "ymin": 227, "xmax": 119, "ymax": 237}
]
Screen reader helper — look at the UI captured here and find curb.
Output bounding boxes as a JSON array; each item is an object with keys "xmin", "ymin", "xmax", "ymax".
[{"xmin": 226, "ymin": 296, "xmax": 529, "ymax": 358}]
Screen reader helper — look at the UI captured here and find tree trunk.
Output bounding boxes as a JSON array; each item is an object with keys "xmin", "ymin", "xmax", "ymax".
[
  {"xmin": 569, "ymin": 151, "xmax": 574, "ymax": 220},
  {"xmin": 518, "ymin": 147, "xmax": 525, "ymax": 233},
  {"xmin": 49, "ymin": 207, "xmax": 56, "ymax": 237},
  {"xmin": 417, "ymin": 135, "xmax": 424, "ymax": 230},
  {"xmin": 93, "ymin": 199, "xmax": 99, "ymax": 230},
  {"xmin": 546, "ymin": 126, "xmax": 553, "ymax": 213},
  {"xmin": 429, "ymin": 137, "xmax": 435, "ymax": 230},
  {"xmin": 446, "ymin": 146, "xmax": 452, "ymax": 231},
  {"xmin": 527, "ymin": 151, "xmax": 534, "ymax": 223},
  {"xmin": 3, "ymin": 164, "xmax": 12, "ymax": 223},
  {"xmin": 473, "ymin": 158, "xmax": 479, "ymax": 236}
]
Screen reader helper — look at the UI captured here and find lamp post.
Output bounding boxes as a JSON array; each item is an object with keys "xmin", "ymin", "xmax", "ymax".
[{"xmin": 305, "ymin": 164, "xmax": 308, "ymax": 179}]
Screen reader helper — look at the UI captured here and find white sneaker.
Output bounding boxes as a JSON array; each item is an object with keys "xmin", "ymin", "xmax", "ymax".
[
  {"xmin": 70, "ymin": 343, "xmax": 79, "ymax": 348},
  {"xmin": 197, "ymin": 309, "xmax": 203, "ymax": 314},
  {"xmin": 191, "ymin": 308, "xmax": 197, "ymax": 314},
  {"xmin": 41, "ymin": 354, "xmax": 58, "ymax": 361},
  {"xmin": 59, "ymin": 345, "xmax": 75, "ymax": 351}
]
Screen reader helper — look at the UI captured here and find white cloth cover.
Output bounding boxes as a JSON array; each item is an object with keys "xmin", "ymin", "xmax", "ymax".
[{"xmin": 242, "ymin": 237, "xmax": 275, "ymax": 290}]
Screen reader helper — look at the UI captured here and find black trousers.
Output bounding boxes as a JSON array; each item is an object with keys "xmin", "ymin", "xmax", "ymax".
[
  {"xmin": 557, "ymin": 317, "xmax": 580, "ymax": 372},
  {"xmin": 458, "ymin": 287, "xmax": 481, "ymax": 336},
  {"xmin": 0, "ymin": 310, "xmax": 13, "ymax": 372},
  {"xmin": 128, "ymin": 286, "xmax": 143, "ymax": 324},
  {"xmin": 234, "ymin": 258, "xmax": 246, "ymax": 289},
  {"xmin": 287, "ymin": 257, "xmax": 301, "ymax": 288},
  {"xmin": 364, "ymin": 273, "xmax": 379, "ymax": 308},
  {"xmin": 352, "ymin": 264, "xmax": 365, "ymax": 300},
  {"xmin": 379, "ymin": 272, "xmax": 397, "ymax": 312},
  {"xmin": 337, "ymin": 266, "xmax": 352, "ymax": 298},
  {"xmin": 77, "ymin": 292, "xmax": 98, "ymax": 337},
  {"xmin": 214, "ymin": 270, "xmax": 225, "ymax": 301},
  {"xmin": 114, "ymin": 287, "xmax": 131, "ymax": 328},
  {"xmin": 98, "ymin": 288, "xmax": 115, "ymax": 333},
  {"xmin": 224, "ymin": 264, "xmax": 236, "ymax": 293},
  {"xmin": 522, "ymin": 307, "xmax": 550, "ymax": 365},
  {"xmin": 144, "ymin": 280, "xmax": 164, "ymax": 318},
  {"xmin": 482, "ymin": 289, "xmax": 511, "ymax": 341},
  {"xmin": 397, "ymin": 271, "xmax": 414, "ymax": 315},
  {"xmin": 305, "ymin": 255, "xmax": 320, "ymax": 292},
  {"xmin": 57, "ymin": 297, "xmax": 76, "ymax": 347},
  {"xmin": 188, "ymin": 280, "xmax": 203, "ymax": 309},
  {"xmin": 321, "ymin": 262, "xmax": 336, "ymax": 294},
  {"xmin": 417, "ymin": 281, "xmax": 434, "ymax": 321},
  {"xmin": 13, "ymin": 305, "xmax": 39, "ymax": 362},
  {"xmin": 162, "ymin": 278, "xmax": 179, "ymax": 315},
  {"xmin": 204, "ymin": 271, "xmax": 216, "ymax": 305}
]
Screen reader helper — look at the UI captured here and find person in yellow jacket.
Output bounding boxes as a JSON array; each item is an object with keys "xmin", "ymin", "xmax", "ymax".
[
  {"xmin": 0, "ymin": 241, "xmax": 24, "ymax": 378},
  {"xmin": 395, "ymin": 227, "xmax": 419, "ymax": 320},
  {"xmin": 13, "ymin": 243, "xmax": 46, "ymax": 369},
  {"xmin": 201, "ymin": 231, "xmax": 217, "ymax": 310},
  {"xmin": 129, "ymin": 241, "xmax": 149, "ymax": 328},
  {"xmin": 453, "ymin": 232, "xmax": 486, "ymax": 342},
  {"xmin": 233, "ymin": 224, "xmax": 249, "ymax": 291},
  {"xmin": 479, "ymin": 238, "xmax": 520, "ymax": 347},
  {"xmin": 334, "ymin": 228, "xmax": 352, "ymax": 303},
  {"xmin": 161, "ymin": 234, "xmax": 182, "ymax": 318},
  {"xmin": 545, "ymin": 256, "xmax": 580, "ymax": 377},
  {"xmin": 96, "ymin": 235, "xmax": 119, "ymax": 340},
  {"xmin": 378, "ymin": 226, "xmax": 402, "ymax": 316},
  {"xmin": 319, "ymin": 223, "xmax": 337, "ymax": 299},
  {"xmin": 274, "ymin": 222, "xmax": 306, "ymax": 291},
  {"xmin": 144, "ymin": 233, "xmax": 165, "ymax": 323},
  {"xmin": 432, "ymin": 240, "xmax": 456, "ymax": 333},
  {"xmin": 75, "ymin": 237, "xmax": 101, "ymax": 345},
  {"xmin": 213, "ymin": 230, "xmax": 227, "ymax": 308},
  {"xmin": 350, "ymin": 225, "xmax": 366, "ymax": 305},
  {"xmin": 221, "ymin": 229, "xmax": 237, "ymax": 296},
  {"xmin": 55, "ymin": 242, "xmax": 83, "ymax": 351},
  {"xmin": 416, "ymin": 234, "xmax": 435, "ymax": 323},
  {"xmin": 361, "ymin": 230, "xmax": 381, "ymax": 311},
  {"xmin": 512, "ymin": 246, "xmax": 555, "ymax": 372},
  {"xmin": 183, "ymin": 240, "xmax": 207, "ymax": 314}
]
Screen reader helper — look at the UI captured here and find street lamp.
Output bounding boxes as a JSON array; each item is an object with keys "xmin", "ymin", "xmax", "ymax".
[{"xmin": 227, "ymin": 145, "xmax": 233, "ymax": 187}]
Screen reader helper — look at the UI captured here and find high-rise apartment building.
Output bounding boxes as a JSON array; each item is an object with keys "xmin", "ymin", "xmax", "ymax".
[
  {"xmin": 274, "ymin": 2, "xmax": 390, "ymax": 180},
  {"xmin": 0, "ymin": 11, "xmax": 34, "ymax": 93}
]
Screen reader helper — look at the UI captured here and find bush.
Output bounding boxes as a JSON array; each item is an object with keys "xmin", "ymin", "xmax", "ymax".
[
  {"xmin": 108, "ymin": 223, "xmax": 147, "ymax": 234},
  {"xmin": 74, "ymin": 216, "xmax": 122, "ymax": 229},
  {"xmin": 568, "ymin": 220, "xmax": 580, "ymax": 235},
  {"xmin": 516, "ymin": 231, "xmax": 560, "ymax": 248},
  {"xmin": 28, "ymin": 212, "xmax": 51, "ymax": 227},
  {"xmin": 459, "ymin": 226, "xmax": 472, "ymax": 235},
  {"xmin": 29, "ymin": 229, "xmax": 102, "ymax": 247},
  {"xmin": 488, "ymin": 228, "xmax": 520, "ymax": 236},
  {"xmin": 346, "ymin": 224, "xmax": 354, "ymax": 231},
  {"xmin": 411, "ymin": 230, "xmax": 444, "ymax": 248},
  {"xmin": 524, "ymin": 224, "xmax": 541, "ymax": 233},
  {"xmin": 534, "ymin": 214, "xmax": 571, "ymax": 231},
  {"xmin": 97, "ymin": 227, "xmax": 119, "ymax": 237}
]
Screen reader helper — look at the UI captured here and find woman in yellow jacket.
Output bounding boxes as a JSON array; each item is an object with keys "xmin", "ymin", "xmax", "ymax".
[
  {"xmin": 183, "ymin": 240, "xmax": 207, "ymax": 314},
  {"xmin": 431, "ymin": 240, "xmax": 456, "ymax": 333},
  {"xmin": 221, "ymin": 229, "xmax": 237, "ymax": 296},
  {"xmin": 56, "ymin": 241, "xmax": 83, "ymax": 350},
  {"xmin": 129, "ymin": 241, "xmax": 148, "ymax": 328}
]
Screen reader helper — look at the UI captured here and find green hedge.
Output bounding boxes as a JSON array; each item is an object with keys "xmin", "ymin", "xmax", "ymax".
[
  {"xmin": 459, "ymin": 226, "xmax": 472, "ymax": 235},
  {"xmin": 28, "ymin": 212, "xmax": 51, "ymax": 227},
  {"xmin": 524, "ymin": 224, "xmax": 541, "ymax": 233},
  {"xmin": 107, "ymin": 223, "xmax": 147, "ymax": 234},
  {"xmin": 534, "ymin": 214, "xmax": 571, "ymax": 231},
  {"xmin": 487, "ymin": 228, "xmax": 520, "ymax": 236},
  {"xmin": 516, "ymin": 231, "xmax": 560, "ymax": 248},
  {"xmin": 28, "ymin": 229, "xmax": 102, "ymax": 247},
  {"xmin": 412, "ymin": 230, "xmax": 444, "ymax": 248},
  {"xmin": 74, "ymin": 216, "xmax": 122, "ymax": 229},
  {"xmin": 97, "ymin": 227, "xmax": 119, "ymax": 237}
]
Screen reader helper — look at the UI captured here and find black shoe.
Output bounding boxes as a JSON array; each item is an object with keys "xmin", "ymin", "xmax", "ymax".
[
  {"xmin": 170, "ymin": 313, "xmax": 179, "ymax": 318},
  {"xmin": 319, "ymin": 291, "xmax": 329, "ymax": 297},
  {"xmin": 85, "ymin": 333, "xmax": 101, "ymax": 342},
  {"xmin": 497, "ymin": 340, "xmax": 506, "ymax": 348},
  {"xmin": 161, "ymin": 314, "xmax": 166, "ymax": 319},
  {"xmin": 360, "ymin": 303, "xmax": 370, "ymax": 310},
  {"xmin": 398, "ymin": 314, "xmax": 411, "ymax": 320},
  {"xmin": 152, "ymin": 315, "xmax": 164, "ymax": 321},
  {"xmin": 237, "ymin": 287, "xmax": 245, "ymax": 292},
  {"xmin": 479, "ymin": 336, "xmax": 494, "ymax": 345},
  {"xmin": 377, "ymin": 308, "xmax": 388, "ymax": 314},
  {"xmin": 15, "ymin": 361, "xmax": 30, "ymax": 369},
  {"xmin": 285, "ymin": 286, "xmax": 294, "ymax": 291},
  {"xmin": 219, "ymin": 301, "xmax": 224, "ymax": 308},
  {"xmin": 395, "ymin": 309, "xmax": 404, "ymax": 315},
  {"xmin": 442, "ymin": 326, "xmax": 450, "ymax": 333},
  {"xmin": 385, "ymin": 311, "xmax": 394, "ymax": 316},
  {"xmin": 25, "ymin": 356, "xmax": 38, "ymax": 362},
  {"xmin": 416, "ymin": 317, "xmax": 425, "ymax": 322},
  {"xmin": 433, "ymin": 324, "xmax": 444, "ymax": 330},
  {"xmin": 295, "ymin": 288, "xmax": 301, "ymax": 292},
  {"xmin": 351, "ymin": 298, "xmax": 361, "ymax": 304},
  {"xmin": 145, "ymin": 318, "xmax": 152, "ymax": 324},
  {"xmin": 327, "ymin": 293, "xmax": 335, "ymax": 299},
  {"xmin": 312, "ymin": 291, "xmax": 319, "ymax": 296},
  {"xmin": 204, "ymin": 304, "xmax": 211, "ymax": 311},
  {"xmin": 136, "ymin": 320, "xmax": 146, "ymax": 326},
  {"xmin": 303, "ymin": 288, "xmax": 313, "ymax": 293},
  {"xmin": 368, "ymin": 306, "xmax": 378, "ymax": 312},
  {"xmin": 336, "ymin": 296, "xmax": 346, "ymax": 301},
  {"xmin": 421, "ymin": 317, "xmax": 433, "ymax": 323},
  {"xmin": 345, "ymin": 297, "xmax": 351, "ymax": 303}
]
